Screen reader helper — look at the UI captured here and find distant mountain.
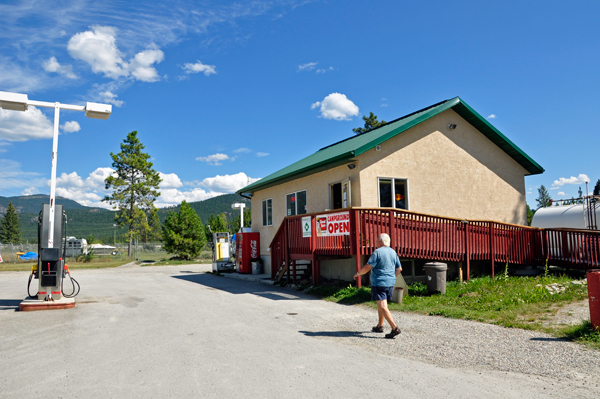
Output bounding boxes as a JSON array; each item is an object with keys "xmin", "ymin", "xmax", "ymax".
[
  {"xmin": 0, "ymin": 194, "xmax": 88, "ymax": 214},
  {"xmin": 157, "ymin": 193, "xmax": 251, "ymax": 224},
  {"xmin": 1, "ymin": 193, "xmax": 251, "ymax": 244}
]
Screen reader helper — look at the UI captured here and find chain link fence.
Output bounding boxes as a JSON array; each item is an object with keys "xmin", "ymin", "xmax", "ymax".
[{"xmin": 0, "ymin": 242, "xmax": 169, "ymax": 263}]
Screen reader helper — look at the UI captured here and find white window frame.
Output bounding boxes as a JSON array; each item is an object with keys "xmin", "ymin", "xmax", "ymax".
[
  {"xmin": 285, "ymin": 189, "xmax": 307, "ymax": 216},
  {"xmin": 262, "ymin": 198, "xmax": 273, "ymax": 226},
  {"xmin": 377, "ymin": 177, "xmax": 409, "ymax": 210}
]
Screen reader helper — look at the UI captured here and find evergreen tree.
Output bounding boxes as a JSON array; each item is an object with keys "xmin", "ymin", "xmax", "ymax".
[
  {"xmin": 352, "ymin": 112, "xmax": 387, "ymax": 135},
  {"xmin": 162, "ymin": 201, "xmax": 206, "ymax": 260},
  {"xmin": 0, "ymin": 201, "xmax": 22, "ymax": 244},
  {"xmin": 103, "ymin": 131, "xmax": 161, "ymax": 257},
  {"xmin": 594, "ymin": 179, "xmax": 600, "ymax": 196},
  {"xmin": 526, "ymin": 204, "xmax": 535, "ymax": 226},
  {"xmin": 535, "ymin": 185, "xmax": 552, "ymax": 209}
]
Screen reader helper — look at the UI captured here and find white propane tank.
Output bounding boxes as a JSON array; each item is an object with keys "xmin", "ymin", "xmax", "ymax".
[{"xmin": 531, "ymin": 203, "xmax": 598, "ymax": 229}]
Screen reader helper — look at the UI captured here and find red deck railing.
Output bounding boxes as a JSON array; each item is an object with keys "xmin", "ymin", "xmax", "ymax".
[{"xmin": 269, "ymin": 207, "xmax": 600, "ymax": 285}]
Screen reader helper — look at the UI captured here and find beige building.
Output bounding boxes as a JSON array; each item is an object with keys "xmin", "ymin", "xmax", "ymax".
[{"xmin": 237, "ymin": 97, "xmax": 543, "ymax": 276}]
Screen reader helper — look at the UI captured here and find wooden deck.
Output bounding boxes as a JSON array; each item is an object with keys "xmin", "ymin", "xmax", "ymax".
[{"xmin": 269, "ymin": 208, "xmax": 600, "ymax": 286}]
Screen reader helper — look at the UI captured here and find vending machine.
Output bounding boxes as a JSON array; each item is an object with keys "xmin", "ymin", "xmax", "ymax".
[{"xmin": 236, "ymin": 232, "xmax": 260, "ymax": 274}]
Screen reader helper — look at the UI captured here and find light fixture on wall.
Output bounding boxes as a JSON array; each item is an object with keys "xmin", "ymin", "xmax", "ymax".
[
  {"xmin": 347, "ymin": 163, "xmax": 356, "ymax": 170},
  {"xmin": 448, "ymin": 124, "xmax": 457, "ymax": 130},
  {"xmin": 375, "ymin": 145, "xmax": 381, "ymax": 151}
]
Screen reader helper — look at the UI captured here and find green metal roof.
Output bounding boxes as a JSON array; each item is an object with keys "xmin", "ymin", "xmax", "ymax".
[{"xmin": 237, "ymin": 97, "xmax": 544, "ymax": 194}]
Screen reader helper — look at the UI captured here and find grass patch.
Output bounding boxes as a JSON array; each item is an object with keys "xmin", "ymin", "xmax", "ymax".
[
  {"xmin": 307, "ymin": 274, "xmax": 597, "ymax": 349},
  {"xmin": 559, "ymin": 321, "xmax": 600, "ymax": 350}
]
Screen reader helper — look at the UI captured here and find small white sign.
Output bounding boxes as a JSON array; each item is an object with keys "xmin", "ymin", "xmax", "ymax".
[{"xmin": 302, "ymin": 216, "xmax": 311, "ymax": 237}]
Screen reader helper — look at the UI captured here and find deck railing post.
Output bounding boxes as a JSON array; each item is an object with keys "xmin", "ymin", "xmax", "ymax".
[
  {"xmin": 354, "ymin": 209, "xmax": 362, "ymax": 288},
  {"xmin": 463, "ymin": 221, "xmax": 470, "ymax": 281},
  {"xmin": 489, "ymin": 222, "xmax": 495, "ymax": 278},
  {"xmin": 311, "ymin": 216, "xmax": 318, "ymax": 287},
  {"xmin": 388, "ymin": 209, "xmax": 396, "ymax": 252}
]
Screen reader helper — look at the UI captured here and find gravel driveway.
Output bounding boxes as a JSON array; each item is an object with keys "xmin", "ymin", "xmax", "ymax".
[{"xmin": 1, "ymin": 264, "xmax": 599, "ymax": 398}]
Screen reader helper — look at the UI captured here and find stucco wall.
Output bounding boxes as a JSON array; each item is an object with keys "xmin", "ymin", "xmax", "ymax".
[
  {"xmin": 358, "ymin": 109, "xmax": 528, "ymax": 224},
  {"xmin": 250, "ymin": 164, "xmax": 360, "ymax": 273}
]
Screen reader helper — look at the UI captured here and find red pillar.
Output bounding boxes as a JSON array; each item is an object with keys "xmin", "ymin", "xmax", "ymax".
[{"xmin": 587, "ymin": 269, "xmax": 600, "ymax": 330}]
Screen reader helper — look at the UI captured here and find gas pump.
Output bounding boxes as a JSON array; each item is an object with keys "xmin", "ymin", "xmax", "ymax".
[
  {"xmin": 211, "ymin": 232, "xmax": 235, "ymax": 273},
  {"xmin": 20, "ymin": 204, "xmax": 79, "ymax": 311}
]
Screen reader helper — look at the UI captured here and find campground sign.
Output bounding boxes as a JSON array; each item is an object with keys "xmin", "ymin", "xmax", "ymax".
[{"xmin": 316, "ymin": 211, "xmax": 350, "ymax": 237}]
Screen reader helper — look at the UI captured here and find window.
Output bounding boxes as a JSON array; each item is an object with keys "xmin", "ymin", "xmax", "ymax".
[
  {"xmin": 262, "ymin": 198, "xmax": 272, "ymax": 226},
  {"xmin": 286, "ymin": 190, "xmax": 307, "ymax": 216},
  {"xmin": 378, "ymin": 178, "xmax": 408, "ymax": 209}
]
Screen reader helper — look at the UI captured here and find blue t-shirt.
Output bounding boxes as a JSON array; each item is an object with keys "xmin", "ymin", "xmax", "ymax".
[{"xmin": 367, "ymin": 246, "xmax": 402, "ymax": 287}]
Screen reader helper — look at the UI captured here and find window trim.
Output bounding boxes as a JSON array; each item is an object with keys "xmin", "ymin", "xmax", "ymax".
[
  {"xmin": 377, "ymin": 177, "xmax": 409, "ymax": 210},
  {"xmin": 262, "ymin": 198, "xmax": 273, "ymax": 226},
  {"xmin": 285, "ymin": 189, "xmax": 307, "ymax": 216}
]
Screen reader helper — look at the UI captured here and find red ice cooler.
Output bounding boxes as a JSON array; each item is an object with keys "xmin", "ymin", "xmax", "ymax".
[{"xmin": 237, "ymin": 232, "xmax": 260, "ymax": 274}]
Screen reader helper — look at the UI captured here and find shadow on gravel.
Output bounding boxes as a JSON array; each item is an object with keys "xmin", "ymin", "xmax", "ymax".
[
  {"xmin": 0, "ymin": 299, "xmax": 22, "ymax": 311},
  {"xmin": 299, "ymin": 330, "xmax": 376, "ymax": 339},
  {"xmin": 530, "ymin": 337, "xmax": 569, "ymax": 342},
  {"xmin": 172, "ymin": 273, "xmax": 320, "ymax": 302}
]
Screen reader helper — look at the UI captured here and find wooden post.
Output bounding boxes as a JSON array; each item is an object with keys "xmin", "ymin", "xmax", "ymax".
[
  {"xmin": 311, "ymin": 216, "xmax": 317, "ymax": 287},
  {"xmin": 464, "ymin": 222, "xmax": 470, "ymax": 282},
  {"xmin": 489, "ymin": 222, "xmax": 495, "ymax": 278},
  {"xmin": 354, "ymin": 209, "xmax": 362, "ymax": 288},
  {"xmin": 389, "ymin": 210, "xmax": 396, "ymax": 252},
  {"xmin": 459, "ymin": 262, "xmax": 464, "ymax": 283}
]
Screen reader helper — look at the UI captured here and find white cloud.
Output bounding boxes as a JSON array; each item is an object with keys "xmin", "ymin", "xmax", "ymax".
[
  {"xmin": 256, "ymin": 152, "xmax": 269, "ymax": 157},
  {"xmin": 199, "ymin": 172, "xmax": 259, "ymax": 193},
  {"xmin": 68, "ymin": 26, "xmax": 129, "ymax": 79},
  {"xmin": 42, "ymin": 56, "xmax": 78, "ymax": 79},
  {"xmin": 233, "ymin": 147, "xmax": 252, "ymax": 153},
  {"xmin": 182, "ymin": 60, "xmax": 217, "ymax": 76},
  {"xmin": 67, "ymin": 26, "xmax": 164, "ymax": 82},
  {"xmin": 159, "ymin": 172, "xmax": 183, "ymax": 189},
  {"xmin": 298, "ymin": 62, "xmax": 317, "ymax": 72},
  {"xmin": 0, "ymin": 106, "xmax": 53, "ymax": 142},
  {"xmin": 316, "ymin": 67, "xmax": 334, "ymax": 74},
  {"xmin": 552, "ymin": 174, "xmax": 590, "ymax": 187},
  {"xmin": 196, "ymin": 153, "xmax": 234, "ymax": 165},
  {"xmin": 558, "ymin": 191, "xmax": 565, "ymax": 196},
  {"xmin": 22, "ymin": 187, "xmax": 38, "ymax": 196},
  {"xmin": 129, "ymin": 47, "xmax": 165, "ymax": 82},
  {"xmin": 487, "ymin": 114, "xmax": 496, "ymax": 119},
  {"xmin": 99, "ymin": 91, "xmax": 124, "ymax": 107},
  {"xmin": 52, "ymin": 168, "xmax": 115, "ymax": 208},
  {"xmin": 311, "ymin": 93, "xmax": 359, "ymax": 121},
  {"xmin": 156, "ymin": 172, "xmax": 259, "ymax": 208},
  {"xmin": 61, "ymin": 121, "xmax": 81, "ymax": 133}
]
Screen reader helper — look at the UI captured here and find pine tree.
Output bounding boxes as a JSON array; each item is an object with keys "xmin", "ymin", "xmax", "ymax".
[
  {"xmin": 352, "ymin": 112, "xmax": 387, "ymax": 135},
  {"xmin": 103, "ymin": 131, "xmax": 161, "ymax": 257},
  {"xmin": 162, "ymin": 201, "xmax": 206, "ymax": 260},
  {"xmin": 594, "ymin": 179, "xmax": 600, "ymax": 196},
  {"xmin": 535, "ymin": 185, "xmax": 552, "ymax": 209},
  {"xmin": 0, "ymin": 202, "xmax": 22, "ymax": 244}
]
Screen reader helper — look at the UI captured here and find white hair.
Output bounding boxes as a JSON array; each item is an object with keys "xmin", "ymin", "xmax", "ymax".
[{"xmin": 379, "ymin": 233, "xmax": 391, "ymax": 246}]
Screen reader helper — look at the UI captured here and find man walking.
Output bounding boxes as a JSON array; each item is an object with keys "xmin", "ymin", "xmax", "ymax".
[{"xmin": 354, "ymin": 233, "xmax": 402, "ymax": 339}]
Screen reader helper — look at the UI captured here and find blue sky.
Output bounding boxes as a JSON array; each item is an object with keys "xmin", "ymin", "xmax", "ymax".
[{"xmin": 0, "ymin": 0, "xmax": 598, "ymax": 209}]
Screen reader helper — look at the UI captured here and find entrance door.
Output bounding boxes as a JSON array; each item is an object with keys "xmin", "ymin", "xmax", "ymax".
[{"xmin": 330, "ymin": 178, "xmax": 351, "ymax": 209}]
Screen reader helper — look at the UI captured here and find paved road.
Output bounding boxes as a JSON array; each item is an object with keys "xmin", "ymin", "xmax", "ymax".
[{"xmin": 0, "ymin": 264, "xmax": 598, "ymax": 398}]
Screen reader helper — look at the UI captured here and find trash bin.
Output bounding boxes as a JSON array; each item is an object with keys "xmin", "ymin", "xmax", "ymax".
[
  {"xmin": 392, "ymin": 287, "xmax": 404, "ymax": 304},
  {"xmin": 251, "ymin": 260, "xmax": 263, "ymax": 275},
  {"xmin": 587, "ymin": 269, "xmax": 600, "ymax": 330},
  {"xmin": 423, "ymin": 262, "xmax": 448, "ymax": 294}
]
